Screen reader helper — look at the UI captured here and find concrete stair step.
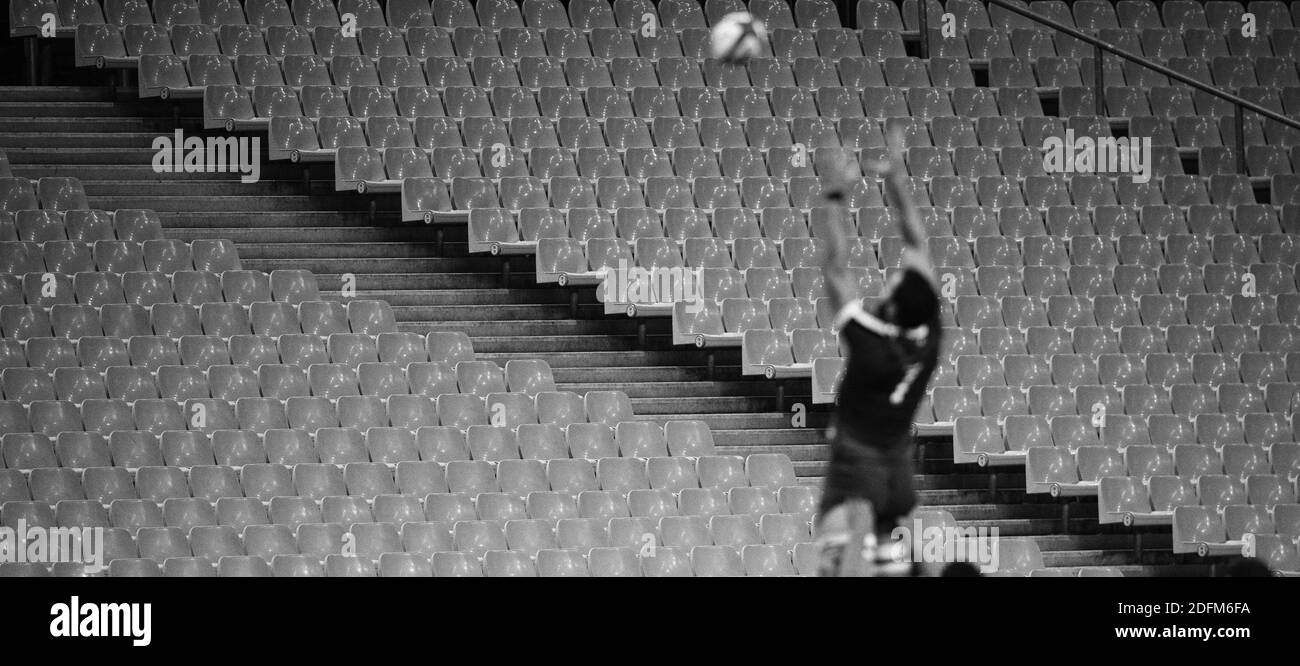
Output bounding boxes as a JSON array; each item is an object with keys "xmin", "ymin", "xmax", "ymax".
[
  {"xmin": 937, "ymin": 503, "xmax": 1077, "ymax": 521},
  {"xmin": 0, "ymin": 117, "xmax": 204, "ymax": 132},
  {"xmin": 480, "ymin": 350, "xmax": 739, "ymax": 368},
  {"xmin": 0, "ymin": 86, "xmax": 117, "ymax": 102},
  {"xmin": 86, "ymin": 195, "xmax": 401, "ymax": 212},
  {"xmin": 81, "ymin": 180, "xmax": 343, "ymax": 196},
  {"xmin": 410, "ymin": 320, "xmax": 661, "ymax": 336},
  {"xmin": 467, "ymin": 334, "xmax": 702, "ymax": 354},
  {"xmin": 0, "ymin": 132, "xmax": 187, "ymax": 148},
  {"xmin": 167, "ymin": 227, "xmax": 447, "ymax": 244},
  {"xmin": 554, "ymin": 368, "xmax": 753, "ymax": 385},
  {"xmin": 561, "ymin": 381, "xmax": 786, "ymax": 399},
  {"xmin": 362, "ymin": 289, "xmax": 580, "ymax": 307},
  {"xmin": 158, "ymin": 211, "xmax": 418, "ymax": 228},
  {"xmin": 394, "ymin": 304, "xmax": 598, "ymax": 321}
]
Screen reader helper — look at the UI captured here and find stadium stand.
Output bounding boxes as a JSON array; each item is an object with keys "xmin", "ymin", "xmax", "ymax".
[{"xmin": 3, "ymin": 0, "xmax": 1299, "ymax": 577}]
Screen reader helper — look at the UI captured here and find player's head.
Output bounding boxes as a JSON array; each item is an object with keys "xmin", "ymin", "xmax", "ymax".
[{"xmin": 881, "ymin": 269, "xmax": 938, "ymax": 330}]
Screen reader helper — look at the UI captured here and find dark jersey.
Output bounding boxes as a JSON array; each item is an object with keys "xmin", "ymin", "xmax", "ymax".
[{"xmin": 832, "ymin": 269, "xmax": 943, "ymax": 451}]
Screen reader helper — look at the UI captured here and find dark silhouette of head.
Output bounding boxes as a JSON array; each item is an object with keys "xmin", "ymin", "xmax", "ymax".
[{"xmin": 880, "ymin": 269, "xmax": 938, "ymax": 330}]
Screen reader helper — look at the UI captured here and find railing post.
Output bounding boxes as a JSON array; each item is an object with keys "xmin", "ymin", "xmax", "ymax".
[
  {"xmin": 1093, "ymin": 42, "xmax": 1105, "ymax": 116},
  {"xmin": 1234, "ymin": 103, "xmax": 1247, "ymax": 175},
  {"xmin": 918, "ymin": 0, "xmax": 930, "ymax": 59},
  {"xmin": 27, "ymin": 39, "xmax": 40, "ymax": 86}
]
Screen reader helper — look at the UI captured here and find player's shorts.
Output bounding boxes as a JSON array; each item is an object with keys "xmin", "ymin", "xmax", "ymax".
[{"xmin": 818, "ymin": 435, "xmax": 916, "ymax": 529}]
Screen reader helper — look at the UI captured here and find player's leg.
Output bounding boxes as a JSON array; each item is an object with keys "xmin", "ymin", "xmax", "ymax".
[
  {"xmin": 816, "ymin": 441, "xmax": 922, "ymax": 576},
  {"xmin": 874, "ymin": 444, "xmax": 918, "ymax": 535},
  {"xmin": 815, "ymin": 434, "xmax": 871, "ymax": 576},
  {"xmin": 870, "ymin": 450, "xmax": 921, "ymax": 575},
  {"xmin": 814, "ymin": 499, "xmax": 874, "ymax": 577}
]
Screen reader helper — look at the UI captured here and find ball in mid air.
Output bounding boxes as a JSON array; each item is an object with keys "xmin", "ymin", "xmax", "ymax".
[{"xmin": 710, "ymin": 12, "xmax": 767, "ymax": 65}]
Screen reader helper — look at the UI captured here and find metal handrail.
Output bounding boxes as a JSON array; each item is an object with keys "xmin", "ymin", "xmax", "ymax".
[{"xmin": 916, "ymin": 0, "xmax": 1300, "ymax": 174}]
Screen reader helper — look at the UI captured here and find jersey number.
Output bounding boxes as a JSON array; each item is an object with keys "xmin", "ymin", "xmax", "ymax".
[{"xmin": 890, "ymin": 363, "xmax": 922, "ymax": 406}]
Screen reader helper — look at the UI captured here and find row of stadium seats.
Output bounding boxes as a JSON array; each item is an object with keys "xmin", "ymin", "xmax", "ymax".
[
  {"xmin": 3, "ymin": 543, "xmax": 811, "ymax": 577},
  {"xmin": 941, "ymin": 322, "xmax": 1300, "ymax": 357},
  {"xmin": 2, "ymin": 464, "xmax": 805, "ymax": 515},
  {"xmin": 114, "ymin": 44, "xmax": 1300, "ymax": 103},
  {"xmin": 0, "ymin": 254, "xmax": 267, "ymax": 292},
  {"xmin": 0, "ymin": 385, "xmax": 645, "ymax": 433},
  {"xmin": 489, "ymin": 211, "xmax": 1299, "ymax": 251},
  {"xmin": 0, "ymin": 210, "xmax": 168, "ymax": 244},
  {"xmin": 9, "ymin": 337, "xmax": 1297, "ymax": 404},
  {"xmin": 501, "ymin": 246, "xmax": 1300, "ymax": 288},
  {"xmin": 1172, "ymin": 507, "xmax": 1298, "ymax": 566},
  {"xmin": 1038, "ymin": 446, "xmax": 1299, "ymax": 492},
  {"xmin": 0, "ymin": 355, "xmax": 558, "ymax": 398},
  {"xmin": 99, "ymin": 29, "xmax": 1300, "ymax": 92},
  {"xmin": 92, "ymin": 24, "xmax": 961, "ymax": 62},
  {"xmin": 101, "ymin": 17, "xmax": 1300, "ymax": 66},
  {"xmin": 403, "ymin": 177, "xmax": 1284, "ymax": 223},
  {"xmin": 206, "ymin": 74, "xmax": 1278, "ymax": 117},
  {"xmin": 275, "ymin": 115, "xmax": 1273, "ymax": 163},
  {"xmin": 588, "ymin": 259, "xmax": 1300, "ymax": 304},
  {"xmin": 16, "ymin": 0, "xmax": 840, "ymax": 34},
  {"xmin": 1096, "ymin": 470, "xmax": 1300, "ymax": 568},
  {"xmin": 0, "ymin": 242, "xmax": 245, "ymax": 277},
  {"xmin": 25, "ymin": 0, "xmax": 1300, "ymax": 38},
  {"xmin": 0, "ymin": 331, "xmax": 489, "ymax": 369},
  {"xmin": 358, "ymin": 158, "xmax": 1290, "ymax": 211},
  {"xmin": 326, "ymin": 142, "xmax": 1298, "ymax": 183},
  {"xmin": 937, "ymin": 383, "xmax": 1300, "ymax": 423},
  {"xmin": 1089, "ymin": 462, "xmax": 1300, "ymax": 569},
  {"xmin": 335, "ymin": 144, "xmax": 1300, "ymax": 201},
  {"xmin": 102, "ymin": 28, "xmax": 1300, "ymax": 88},
  {"xmin": 0, "ymin": 329, "xmax": 473, "ymax": 367},
  {"xmin": 0, "ymin": 305, "xmax": 415, "ymax": 348},
  {"xmin": 0, "ymin": 298, "xmax": 396, "ymax": 339},
  {"xmin": 2, "ymin": 452, "xmax": 800, "ymax": 504},
  {"xmin": 209, "ymin": 77, "xmax": 1262, "ymax": 123},
  {"xmin": 7, "ymin": 352, "xmax": 1297, "ymax": 414},
  {"xmin": 8, "ymin": 507, "xmax": 819, "ymax": 555},
  {"xmin": 2, "ymin": 533, "xmax": 1060, "ymax": 577},
  {"xmin": 207, "ymin": 81, "xmax": 1300, "ymax": 134},
  {"xmin": 683, "ymin": 288, "xmax": 1292, "ymax": 336},
  {"xmin": 0, "ymin": 418, "xmax": 717, "ymax": 469},
  {"xmin": 521, "ymin": 236, "xmax": 1300, "ymax": 274},
  {"xmin": 744, "ymin": 310, "xmax": 1300, "ymax": 369},
  {"xmin": 961, "ymin": 415, "xmax": 1298, "ymax": 458},
  {"xmin": 929, "ymin": 380, "xmax": 1300, "ymax": 418},
  {"xmin": 0, "ymin": 176, "xmax": 90, "ymax": 213}
]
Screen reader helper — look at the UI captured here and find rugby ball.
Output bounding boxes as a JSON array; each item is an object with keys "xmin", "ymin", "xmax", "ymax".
[{"xmin": 710, "ymin": 12, "xmax": 767, "ymax": 65}]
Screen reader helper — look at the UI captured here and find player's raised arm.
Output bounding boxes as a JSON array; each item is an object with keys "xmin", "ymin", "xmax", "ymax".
[
  {"xmin": 819, "ymin": 150, "xmax": 858, "ymax": 315},
  {"xmin": 870, "ymin": 130, "xmax": 935, "ymax": 286}
]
